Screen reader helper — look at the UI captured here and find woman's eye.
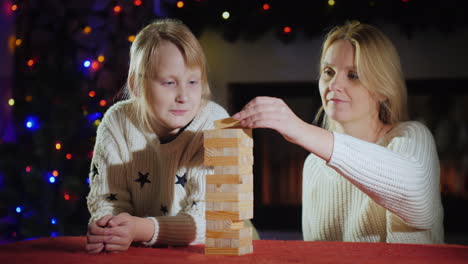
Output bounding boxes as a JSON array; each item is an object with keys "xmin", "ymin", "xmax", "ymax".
[
  {"xmin": 322, "ymin": 68, "xmax": 334, "ymax": 78},
  {"xmin": 348, "ymin": 72, "xmax": 359, "ymax": 80}
]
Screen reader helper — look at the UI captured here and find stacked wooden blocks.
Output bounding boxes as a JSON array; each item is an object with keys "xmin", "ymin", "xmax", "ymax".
[{"xmin": 204, "ymin": 118, "xmax": 254, "ymax": 255}]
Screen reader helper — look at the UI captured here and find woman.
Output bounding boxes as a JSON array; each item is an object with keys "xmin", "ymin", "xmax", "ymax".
[{"xmin": 233, "ymin": 21, "xmax": 444, "ymax": 244}]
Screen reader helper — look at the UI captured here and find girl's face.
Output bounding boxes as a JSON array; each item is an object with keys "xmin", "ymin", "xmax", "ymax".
[
  {"xmin": 149, "ymin": 41, "xmax": 202, "ymax": 138},
  {"xmin": 319, "ymin": 39, "xmax": 380, "ymax": 126}
]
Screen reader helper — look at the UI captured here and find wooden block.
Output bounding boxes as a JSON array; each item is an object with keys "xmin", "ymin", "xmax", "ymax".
[
  {"xmin": 207, "ymin": 227, "xmax": 252, "ymax": 239},
  {"xmin": 206, "ymin": 207, "xmax": 253, "ymax": 221},
  {"xmin": 206, "ymin": 173, "xmax": 253, "ymax": 184},
  {"xmin": 205, "ymin": 236, "xmax": 252, "ymax": 248},
  {"xmin": 206, "ymin": 183, "xmax": 253, "ymax": 193},
  {"xmin": 213, "ymin": 117, "xmax": 242, "ymax": 129},
  {"xmin": 205, "ymin": 244, "xmax": 253, "ymax": 255},
  {"xmin": 205, "ymin": 147, "xmax": 253, "ymax": 158},
  {"xmin": 213, "ymin": 166, "xmax": 252, "ymax": 176},
  {"xmin": 206, "ymin": 191, "xmax": 253, "ymax": 202},
  {"xmin": 206, "ymin": 201, "xmax": 253, "ymax": 212},
  {"xmin": 204, "ymin": 128, "xmax": 252, "ymax": 139},
  {"xmin": 205, "ymin": 147, "xmax": 253, "ymax": 166},
  {"xmin": 206, "ymin": 219, "xmax": 244, "ymax": 231}
]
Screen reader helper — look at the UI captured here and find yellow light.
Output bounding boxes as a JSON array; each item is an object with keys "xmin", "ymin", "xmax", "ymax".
[
  {"xmin": 222, "ymin": 11, "xmax": 230, "ymax": 20},
  {"xmin": 52, "ymin": 170, "xmax": 59, "ymax": 177},
  {"xmin": 25, "ymin": 95, "xmax": 33, "ymax": 102},
  {"xmin": 328, "ymin": 0, "xmax": 335, "ymax": 6},
  {"xmin": 27, "ymin": 59, "xmax": 35, "ymax": 67},
  {"xmin": 11, "ymin": 4, "xmax": 18, "ymax": 11},
  {"xmin": 97, "ymin": 55, "xmax": 105, "ymax": 62},
  {"xmin": 94, "ymin": 119, "xmax": 101, "ymax": 126},
  {"xmin": 8, "ymin": 99, "xmax": 14, "ymax": 106},
  {"xmin": 128, "ymin": 35, "xmax": 135, "ymax": 43},
  {"xmin": 176, "ymin": 1, "xmax": 184, "ymax": 8},
  {"xmin": 83, "ymin": 26, "xmax": 92, "ymax": 34},
  {"xmin": 15, "ymin": 39, "xmax": 22, "ymax": 46},
  {"xmin": 55, "ymin": 142, "xmax": 62, "ymax": 150}
]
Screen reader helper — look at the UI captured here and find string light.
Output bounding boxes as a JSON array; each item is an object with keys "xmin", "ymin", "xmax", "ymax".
[
  {"xmin": 83, "ymin": 26, "xmax": 92, "ymax": 34},
  {"xmin": 49, "ymin": 176, "xmax": 56, "ymax": 183},
  {"xmin": 128, "ymin": 35, "xmax": 135, "ymax": 43},
  {"xmin": 402, "ymin": 0, "xmax": 409, "ymax": 2},
  {"xmin": 176, "ymin": 1, "xmax": 184, "ymax": 8},
  {"xmin": 52, "ymin": 170, "xmax": 59, "ymax": 177},
  {"xmin": 25, "ymin": 116, "xmax": 40, "ymax": 131},
  {"xmin": 16, "ymin": 206, "xmax": 22, "ymax": 213},
  {"xmin": 91, "ymin": 61, "xmax": 100, "ymax": 71},
  {"xmin": 51, "ymin": 218, "xmax": 57, "ymax": 225},
  {"xmin": 83, "ymin": 60, "xmax": 91, "ymax": 68},
  {"xmin": 97, "ymin": 55, "xmax": 105, "ymax": 63},
  {"xmin": 66, "ymin": 153, "xmax": 72, "ymax": 160},
  {"xmin": 64, "ymin": 193, "xmax": 70, "ymax": 200},
  {"xmin": 283, "ymin": 26, "xmax": 292, "ymax": 34},
  {"xmin": 88, "ymin": 91, "xmax": 96, "ymax": 98},
  {"xmin": 262, "ymin": 3, "xmax": 270, "ymax": 11},
  {"xmin": 15, "ymin": 39, "xmax": 22, "ymax": 46},
  {"xmin": 328, "ymin": 0, "xmax": 335, "ymax": 6},
  {"xmin": 25, "ymin": 166, "xmax": 31, "ymax": 173},
  {"xmin": 51, "ymin": 232, "xmax": 58, "ymax": 237},
  {"xmin": 113, "ymin": 5, "xmax": 122, "ymax": 13},
  {"xmin": 8, "ymin": 99, "xmax": 15, "ymax": 106},
  {"xmin": 11, "ymin": 4, "xmax": 18, "ymax": 11},
  {"xmin": 222, "ymin": 11, "xmax": 230, "ymax": 20},
  {"xmin": 94, "ymin": 119, "xmax": 101, "ymax": 126},
  {"xmin": 27, "ymin": 59, "xmax": 35, "ymax": 67},
  {"xmin": 25, "ymin": 95, "xmax": 33, "ymax": 102},
  {"xmin": 134, "ymin": 0, "xmax": 142, "ymax": 6},
  {"xmin": 99, "ymin": 100, "xmax": 107, "ymax": 107},
  {"xmin": 55, "ymin": 142, "xmax": 62, "ymax": 150}
]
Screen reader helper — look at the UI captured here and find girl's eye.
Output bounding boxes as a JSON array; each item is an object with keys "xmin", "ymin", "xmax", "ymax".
[
  {"xmin": 348, "ymin": 71, "xmax": 359, "ymax": 80},
  {"xmin": 189, "ymin": 80, "xmax": 199, "ymax": 85},
  {"xmin": 163, "ymin": 81, "xmax": 175, "ymax": 86}
]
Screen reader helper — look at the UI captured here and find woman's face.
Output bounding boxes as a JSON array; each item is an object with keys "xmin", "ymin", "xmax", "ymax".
[
  {"xmin": 148, "ymin": 41, "xmax": 202, "ymax": 137},
  {"xmin": 319, "ymin": 39, "xmax": 380, "ymax": 126}
]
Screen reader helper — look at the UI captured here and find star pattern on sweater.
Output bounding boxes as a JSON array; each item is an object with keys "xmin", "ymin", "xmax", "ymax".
[
  {"xmin": 134, "ymin": 172, "xmax": 151, "ymax": 188},
  {"xmin": 91, "ymin": 164, "xmax": 99, "ymax": 179},
  {"xmin": 175, "ymin": 173, "xmax": 187, "ymax": 188},
  {"xmin": 191, "ymin": 201, "xmax": 197, "ymax": 208},
  {"xmin": 160, "ymin": 204, "xmax": 168, "ymax": 215},
  {"xmin": 107, "ymin": 193, "xmax": 118, "ymax": 201}
]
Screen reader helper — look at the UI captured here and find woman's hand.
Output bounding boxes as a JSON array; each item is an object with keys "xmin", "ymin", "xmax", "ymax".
[{"xmin": 232, "ymin": 96, "xmax": 307, "ymax": 144}]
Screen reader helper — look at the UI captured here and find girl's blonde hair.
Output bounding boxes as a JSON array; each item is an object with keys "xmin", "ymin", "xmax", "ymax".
[
  {"xmin": 125, "ymin": 18, "xmax": 211, "ymax": 131},
  {"xmin": 316, "ymin": 21, "xmax": 408, "ymax": 130}
]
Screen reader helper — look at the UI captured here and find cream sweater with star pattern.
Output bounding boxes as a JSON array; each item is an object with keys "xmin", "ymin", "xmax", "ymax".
[
  {"xmin": 87, "ymin": 99, "xmax": 229, "ymax": 246},
  {"xmin": 302, "ymin": 121, "xmax": 444, "ymax": 244}
]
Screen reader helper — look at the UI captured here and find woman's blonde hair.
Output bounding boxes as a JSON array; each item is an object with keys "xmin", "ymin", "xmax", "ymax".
[
  {"xmin": 315, "ymin": 21, "xmax": 408, "ymax": 130},
  {"xmin": 125, "ymin": 18, "xmax": 211, "ymax": 131}
]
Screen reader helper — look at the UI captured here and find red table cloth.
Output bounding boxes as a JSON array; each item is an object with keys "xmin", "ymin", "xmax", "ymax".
[{"xmin": 0, "ymin": 236, "xmax": 467, "ymax": 264}]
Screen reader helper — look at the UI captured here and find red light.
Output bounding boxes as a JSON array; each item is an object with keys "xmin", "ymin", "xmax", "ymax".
[
  {"xmin": 27, "ymin": 59, "xmax": 35, "ymax": 67},
  {"xmin": 91, "ymin": 61, "xmax": 99, "ymax": 71},
  {"xmin": 66, "ymin": 153, "xmax": 72, "ymax": 160},
  {"xmin": 87, "ymin": 151, "xmax": 94, "ymax": 159},
  {"xmin": 176, "ymin": 1, "xmax": 184, "ymax": 8},
  {"xmin": 283, "ymin": 26, "xmax": 292, "ymax": 34},
  {"xmin": 99, "ymin": 100, "xmax": 107, "ymax": 107},
  {"xmin": 88, "ymin": 91, "xmax": 96, "ymax": 98},
  {"xmin": 113, "ymin": 5, "xmax": 122, "ymax": 13},
  {"xmin": 402, "ymin": 0, "xmax": 409, "ymax": 2},
  {"xmin": 52, "ymin": 170, "xmax": 59, "ymax": 177},
  {"xmin": 262, "ymin": 3, "xmax": 270, "ymax": 10},
  {"xmin": 25, "ymin": 166, "xmax": 31, "ymax": 173},
  {"xmin": 134, "ymin": 0, "xmax": 142, "ymax": 6},
  {"xmin": 12, "ymin": 232, "xmax": 17, "ymax": 237},
  {"xmin": 55, "ymin": 142, "xmax": 62, "ymax": 150},
  {"xmin": 64, "ymin": 193, "xmax": 70, "ymax": 200}
]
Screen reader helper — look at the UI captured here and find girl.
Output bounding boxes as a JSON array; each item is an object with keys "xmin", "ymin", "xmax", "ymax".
[
  {"xmin": 85, "ymin": 19, "xmax": 255, "ymax": 253},
  {"xmin": 233, "ymin": 21, "xmax": 444, "ymax": 244}
]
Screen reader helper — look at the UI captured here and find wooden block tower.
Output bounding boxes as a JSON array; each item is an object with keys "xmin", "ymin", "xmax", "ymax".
[{"xmin": 203, "ymin": 118, "xmax": 254, "ymax": 255}]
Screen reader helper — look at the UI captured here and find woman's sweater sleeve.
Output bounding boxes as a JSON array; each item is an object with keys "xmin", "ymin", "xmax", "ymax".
[
  {"xmin": 326, "ymin": 122, "xmax": 440, "ymax": 229},
  {"xmin": 86, "ymin": 124, "xmax": 133, "ymax": 224}
]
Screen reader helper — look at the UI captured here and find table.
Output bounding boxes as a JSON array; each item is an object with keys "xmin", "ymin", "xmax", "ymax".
[{"xmin": 0, "ymin": 236, "xmax": 467, "ymax": 263}]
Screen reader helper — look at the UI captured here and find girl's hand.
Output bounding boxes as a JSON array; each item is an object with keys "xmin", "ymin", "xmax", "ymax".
[
  {"xmin": 232, "ymin": 96, "xmax": 307, "ymax": 144},
  {"xmin": 85, "ymin": 214, "xmax": 113, "ymax": 254},
  {"xmin": 101, "ymin": 212, "xmax": 137, "ymax": 252}
]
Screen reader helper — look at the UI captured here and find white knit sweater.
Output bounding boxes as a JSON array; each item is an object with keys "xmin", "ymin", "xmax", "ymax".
[
  {"xmin": 302, "ymin": 121, "xmax": 444, "ymax": 244},
  {"xmin": 86, "ymin": 99, "xmax": 228, "ymax": 246}
]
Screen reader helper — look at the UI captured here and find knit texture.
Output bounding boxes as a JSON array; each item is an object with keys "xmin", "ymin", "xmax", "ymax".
[
  {"xmin": 302, "ymin": 121, "xmax": 444, "ymax": 244},
  {"xmin": 87, "ymin": 99, "xmax": 229, "ymax": 246}
]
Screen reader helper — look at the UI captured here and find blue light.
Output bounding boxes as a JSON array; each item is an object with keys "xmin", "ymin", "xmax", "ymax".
[
  {"xmin": 24, "ymin": 116, "xmax": 40, "ymax": 131},
  {"xmin": 83, "ymin": 60, "xmax": 91, "ymax": 68},
  {"xmin": 51, "ymin": 218, "xmax": 57, "ymax": 225},
  {"xmin": 86, "ymin": 177, "xmax": 90, "ymax": 184},
  {"xmin": 49, "ymin": 176, "xmax": 56, "ymax": 183},
  {"xmin": 16, "ymin": 206, "xmax": 22, "ymax": 213},
  {"xmin": 51, "ymin": 232, "xmax": 58, "ymax": 237},
  {"xmin": 87, "ymin": 112, "xmax": 102, "ymax": 123}
]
